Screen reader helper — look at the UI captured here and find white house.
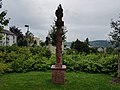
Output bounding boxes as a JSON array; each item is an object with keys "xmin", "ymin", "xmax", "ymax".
[{"xmin": 0, "ymin": 29, "xmax": 17, "ymax": 46}]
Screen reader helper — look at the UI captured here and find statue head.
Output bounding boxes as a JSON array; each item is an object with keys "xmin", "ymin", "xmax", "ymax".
[{"xmin": 55, "ymin": 4, "xmax": 63, "ymax": 20}]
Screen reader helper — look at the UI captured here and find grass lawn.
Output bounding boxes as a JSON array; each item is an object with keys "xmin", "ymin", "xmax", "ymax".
[{"xmin": 0, "ymin": 72, "xmax": 120, "ymax": 90}]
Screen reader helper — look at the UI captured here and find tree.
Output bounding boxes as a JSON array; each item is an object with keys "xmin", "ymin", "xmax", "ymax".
[
  {"xmin": 10, "ymin": 26, "xmax": 35, "ymax": 46},
  {"xmin": 10, "ymin": 26, "xmax": 24, "ymax": 42},
  {"xmin": 109, "ymin": 15, "xmax": 120, "ymax": 78},
  {"xmin": 33, "ymin": 40, "xmax": 37, "ymax": 45},
  {"xmin": 25, "ymin": 30, "xmax": 34, "ymax": 46},
  {"xmin": 17, "ymin": 38, "xmax": 28, "ymax": 46},
  {"xmin": 106, "ymin": 47, "xmax": 115, "ymax": 54},
  {"xmin": 45, "ymin": 49, "xmax": 51, "ymax": 60},
  {"xmin": 0, "ymin": 0, "xmax": 2, "ymax": 8},
  {"xmin": 71, "ymin": 39, "xmax": 90, "ymax": 54},
  {"xmin": 0, "ymin": 1, "xmax": 9, "ymax": 39},
  {"xmin": 84, "ymin": 38, "xmax": 89, "ymax": 45},
  {"xmin": 0, "ymin": 10, "xmax": 9, "ymax": 39},
  {"xmin": 40, "ymin": 41, "xmax": 45, "ymax": 47},
  {"xmin": 45, "ymin": 36, "xmax": 50, "ymax": 45},
  {"xmin": 49, "ymin": 22, "xmax": 67, "ymax": 46}
]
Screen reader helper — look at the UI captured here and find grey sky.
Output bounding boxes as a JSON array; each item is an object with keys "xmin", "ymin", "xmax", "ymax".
[{"xmin": 2, "ymin": 0, "xmax": 120, "ymax": 41}]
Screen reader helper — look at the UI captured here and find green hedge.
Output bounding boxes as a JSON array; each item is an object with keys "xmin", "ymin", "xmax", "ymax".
[
  {"xmin": 62, "ymin": 54, "xmax": 118, "ymax": 76},
  {"xmin": 0, "ymin": 46, "xmax": 118, "ymax": 76},
  {"xmin": 0, "ymin": 46, "xmax": 53, "ymax": 73}
]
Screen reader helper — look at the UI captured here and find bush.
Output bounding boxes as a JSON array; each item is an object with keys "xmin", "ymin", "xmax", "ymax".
[
  {"xmin": 78, "ymin": 60, "xmax": 103, "ymax": 73},
  {"xmin": 0, "ymin": 46, "xmax": 118, "ymax": 76},
  {"xmin": 63, "ymin": 53, "xmax": 118, "ymax": 75},
  {"xmin": 0, "ymin": 63, "xmax": 12, "ymax": 73},
  {"xmin": 44, "ymin": 49, "xmax": 51, "ymax": 60}
]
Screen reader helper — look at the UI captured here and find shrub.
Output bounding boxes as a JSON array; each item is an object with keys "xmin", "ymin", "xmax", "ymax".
[
  {"xmin": 0, "ymin": 63, "xmax": 12, "ymax": 73},
  {"xmin": 62, "ymin": 53, "xmax": 118, "ymax": 75},
  {"xmin": 44, "ymin": 49, "xmax": 51, "ymax": 60},
  {"xmin": 0, "ymin": 46, "xmax": 118, "ymax": 76}
]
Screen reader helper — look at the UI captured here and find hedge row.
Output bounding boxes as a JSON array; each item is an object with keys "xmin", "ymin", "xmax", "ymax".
[
  {"xmin": 0, "ymin": 46, "xmax": 118, "ymax": 76},
  {"xmin": 63, "ymin": 54, "xmax": 118, "ymax": 76}
]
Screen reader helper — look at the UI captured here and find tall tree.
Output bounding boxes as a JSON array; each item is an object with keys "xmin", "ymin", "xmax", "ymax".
[
  {"xmin": 49, "ymin": 22, "xmax": 67, "ymax": 46},
  {"xmin": 10, "ymin": 26, "xmax": 23, "ymax": 42},
  {"xmin": 0, "ymin": 0, "xmax": 2, "ymax": 8},
  {"xmin": 17, "ymin": 38, "xmax": 28, "ymax": 46},
  {"xmin": 84, "ymin": 38, "xmax": 89, "ymax": 45},
  {"xmin": 109, "ymin": 15, "xmax": 120, "ymax": 78},
  {"xmin": 0, "ymin": 0, "xmax": 9, "ymax": 39},
  {"xmin": 45, "ymin": 36, "xmax": 50, "ymax": 45},
  {"xmin": 71, "ymin": 39, "xmax": 90, "ymax": 54},
  {"xmin": 0, "ymin": 10, "xmax": 9, "ymax": 39}
]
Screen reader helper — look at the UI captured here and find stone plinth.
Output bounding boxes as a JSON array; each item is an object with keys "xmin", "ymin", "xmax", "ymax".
[{"xmin": 51, "ymin": 65, "xmax": 66, "ymax": 84}]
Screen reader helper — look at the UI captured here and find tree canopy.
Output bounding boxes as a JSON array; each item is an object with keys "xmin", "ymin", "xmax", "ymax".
[
  {"xmin": 10, "ymin": 26, "xmax": 24, "ymax": 41},
  {"xmin": 47, "ymin": 22, "xmax": 67, "ymax": 46},
  {"xmin": 109, "ymin": 15, "xmax": 120, "ymax": 78},
  {"xmin": 71, "ymin": 39, "xmax": 90, "ymax": 54},
  {"xmin": 10, "ymin": 26, "xmax": 35, "ymax": 46},
  {"xmin": 0, "ymin": 10, "xmax": 9, "ymax": 39},
  {"xmin": 109, "ymin": 17, "xmax": 120, "ymax": 48}
]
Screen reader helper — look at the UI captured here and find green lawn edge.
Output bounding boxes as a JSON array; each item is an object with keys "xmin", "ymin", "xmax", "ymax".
[{"xmin": 0, "ymin": 72, "xmax": 120, "ymax": 90}]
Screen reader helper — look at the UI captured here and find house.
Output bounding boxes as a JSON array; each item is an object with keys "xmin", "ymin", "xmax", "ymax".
[
  {"xmin": 97, "ymin": 47, "xmax": 107, "ymax": 53},
  {"xmin": 34, "ymin": 37, "xmax": 40, "ymax": 46},
  {"xmin": 0, "ymin": 29, "xmax": 17, "ymax": 46},
  {"xmin": 89, "ymin": 45, "xmax": 107, "ymax": 53}
]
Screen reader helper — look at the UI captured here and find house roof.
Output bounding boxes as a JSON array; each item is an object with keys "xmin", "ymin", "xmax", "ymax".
[{"xmin": 1, "ymin": 29, "xmax": 15, "ymax": 35}]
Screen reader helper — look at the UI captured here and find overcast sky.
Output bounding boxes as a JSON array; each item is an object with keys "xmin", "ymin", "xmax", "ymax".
[{"xmin": 2, "ymin": 0, "xmax": 120, "ymax": 42}]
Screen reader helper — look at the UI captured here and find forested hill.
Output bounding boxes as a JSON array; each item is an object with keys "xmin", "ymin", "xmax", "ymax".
[
  {"xmin": 89, "ymin": 40, "xmax": 110, "ymax": 48},
  {"xmin": 64, "ymin": 40, "xmax": 111, "ymax": 48}
]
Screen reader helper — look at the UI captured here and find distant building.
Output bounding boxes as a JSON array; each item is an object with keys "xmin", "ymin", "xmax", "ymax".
[
  {"xmin": 48, "ymin": 42, "xmax": 64, "ymax": 54},
  {"xmin": 97, "ymin": 47, "xmax": 107, "ymax": 53},
  {"xmin": 0, "ymin": 29, "xmax": 17, "ymax": 46},
  {"xmin": 90, "ymin": 45, "xmax": 107, "ymax": 53},
  {"xmin": 48, "ymin": 43, "xmax": 56, "ymax": 54},
  {"xmin": 34, "ymin": 37, "xmax": 40, "ymax": 46}
]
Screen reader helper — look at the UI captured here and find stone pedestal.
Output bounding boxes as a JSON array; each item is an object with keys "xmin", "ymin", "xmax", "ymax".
[{"xmin": 51, "ymin": 65, "xmax": 66, "ymax": 84}]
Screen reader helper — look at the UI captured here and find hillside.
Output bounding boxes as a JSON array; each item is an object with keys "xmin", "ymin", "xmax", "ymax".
[
  {"xmin": 89, "ymin": 40, "xmax": 110, "ymax": 48},
  {"xmin": 64, "ymin": 40, "xmax": 111, "ymax": 48}
]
